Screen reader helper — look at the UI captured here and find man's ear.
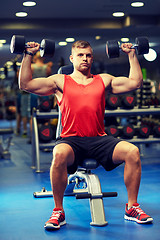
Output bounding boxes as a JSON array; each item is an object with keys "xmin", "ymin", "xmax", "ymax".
[{"xmin": 69, "ymin": 55, "xmax": 73, "ymax": 63}]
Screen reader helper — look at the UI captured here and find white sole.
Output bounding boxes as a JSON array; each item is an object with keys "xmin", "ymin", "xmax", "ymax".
[
  {"xmin": 124, "ymin": 215, "xmax": 153, "ymax": 224},
  {"xmin": 44, "ymin": 220, "xmax": 66, "ymax": 230}
]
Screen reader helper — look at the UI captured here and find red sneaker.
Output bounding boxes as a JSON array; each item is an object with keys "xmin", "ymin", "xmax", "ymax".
[
  {"xmin": 124, "ymin": 203, "xmax": 153, "ymax": 224},
  {"xmin": 44, "ymin": 208, "xmax": 66, "ymax": 230}
]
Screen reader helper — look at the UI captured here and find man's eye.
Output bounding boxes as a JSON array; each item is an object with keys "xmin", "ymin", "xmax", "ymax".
[{"xmin": 78, "ymin": 54, "xmax": 83, "ymax": 57}]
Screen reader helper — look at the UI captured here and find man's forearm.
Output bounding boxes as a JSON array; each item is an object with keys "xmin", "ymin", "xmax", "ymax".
[
  {"xmin": 128, "ymin": 52, "xmax": 143, "ymax": 88},
  {"xmin": 18, "ymin": 54, "xmax": 33, "ymax": 91}
]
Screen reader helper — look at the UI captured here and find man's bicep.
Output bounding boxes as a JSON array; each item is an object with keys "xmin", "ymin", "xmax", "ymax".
[{"xmin": 111, "ymin": 77, "xmax": 138, "ymax": 94}]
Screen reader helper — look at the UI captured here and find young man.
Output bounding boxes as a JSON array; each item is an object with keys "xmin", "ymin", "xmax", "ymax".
[{"xmin": 19, "ymin": 40, "xmax": 153, "ymax": 230}]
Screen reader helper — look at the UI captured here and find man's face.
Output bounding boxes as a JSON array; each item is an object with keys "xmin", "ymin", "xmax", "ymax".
[{"xmin": 70, "ymin": 47, "xmax": 93, "ymax": 72}]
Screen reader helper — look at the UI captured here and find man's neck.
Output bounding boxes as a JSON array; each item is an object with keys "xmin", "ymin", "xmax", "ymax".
[{"xmin": 71, "ymin": 69, "xmax": 92, "ymax": 81}]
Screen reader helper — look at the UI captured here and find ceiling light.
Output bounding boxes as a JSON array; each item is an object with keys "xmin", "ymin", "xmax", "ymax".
[
  {"xmin": 131, "ymin": 2, "xmax": 144, "ymax": 7},
  {"xmin": 0, "ymin": 40, "xmax": 6, "ymax": 44},
  {"xmin": 144, "ymin": 48, "xmax": 157, "ymax": 62},
  {"xmin": 59, "ymin": 41, "xmax": 67, "ymax": 46},
  {"xmin": 6, "ymin": 61, "xmax": 13, "ymax": 66},
  {"xmin": 112, "ymin": 12, "xmax": 125, "ymax": 17},
  {"xmin": 121, "ymin": 38, "xmax": 129, "ymax": 42},
  {"xmin": 16, "ymin": 12, "xmax": 28, "ymax": 17},
  {"xmin": 95, "ymin": 36, "xmax": 101, "ymax": 40},
  {"xmin": 65, "ymin": 38, "xmax": 75, "ymax": 42},
  {"xmin": 23, "ymin": 1, "xmax": 36, "ymax": 7},
  {"xmin": 0, "ymin": 43, "xmax": 3, "ymax": 48}
]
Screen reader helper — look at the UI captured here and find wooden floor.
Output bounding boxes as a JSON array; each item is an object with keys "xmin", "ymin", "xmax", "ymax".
[{"xmin": 0, "ymin": 122, "xmax": 160, "ymax": 240}]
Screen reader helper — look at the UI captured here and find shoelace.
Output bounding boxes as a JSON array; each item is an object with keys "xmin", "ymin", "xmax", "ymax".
[
  {"xmin": 133, "ymin": 206, "xmax": 145, "ymax": 215},
  {"xmin": 50, "ymin": 211, "xmax": 61, "ymax": 220}
]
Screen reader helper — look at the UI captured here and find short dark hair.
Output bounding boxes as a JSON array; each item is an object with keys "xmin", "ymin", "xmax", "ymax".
[{"xmin": 71, "ymin": 40, "xmax": 93, "ymax": 53}]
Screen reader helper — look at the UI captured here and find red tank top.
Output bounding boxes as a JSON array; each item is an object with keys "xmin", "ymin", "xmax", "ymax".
[{"xmin": 58, "ymin": 75, "xmax": 106, "ymax": 137}]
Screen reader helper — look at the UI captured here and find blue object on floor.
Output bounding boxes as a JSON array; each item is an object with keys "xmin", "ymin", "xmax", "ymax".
[{"xmin": 0, "ymin": 135, "xmax": 159, "ymax": 240}]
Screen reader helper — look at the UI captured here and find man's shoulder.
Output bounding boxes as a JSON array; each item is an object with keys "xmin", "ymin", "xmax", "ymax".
[
  {"xmin": 98, "ymin": 73, "xmax": 114, "ymax": 88},
  {"xmin": 99, "ymin": 73, "xmax": 112, "ymax": 78}
]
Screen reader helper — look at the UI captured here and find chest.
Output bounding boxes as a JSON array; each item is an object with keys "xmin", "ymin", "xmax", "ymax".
[{"xmin": 65, "ymin": 78, "xmax": 105, "ymax": 107}]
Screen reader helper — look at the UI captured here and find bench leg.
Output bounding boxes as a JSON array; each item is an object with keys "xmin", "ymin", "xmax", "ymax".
[{"xmin": 66, "ymin": 171, "xmax": 108, "ymax": 226}]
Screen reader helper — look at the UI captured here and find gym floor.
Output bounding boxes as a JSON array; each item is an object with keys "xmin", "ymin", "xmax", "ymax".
[{"xmin": 0, "ymin": 120, "xmax": 160, "ymax": 240}]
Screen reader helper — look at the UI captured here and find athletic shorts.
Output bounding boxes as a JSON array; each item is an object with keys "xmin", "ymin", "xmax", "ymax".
[{"xmin": 55, "ymin": 135, "xmax": 122, "ymax": 174}]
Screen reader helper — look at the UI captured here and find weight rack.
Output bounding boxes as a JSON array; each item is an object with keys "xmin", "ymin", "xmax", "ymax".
[
  {"xmin": 32, "ymin": 108, "xmax": 58, "ymax": 172},
  {"xmin": 32, "ymin": 106, "xmax": 160, "ymax": 172}
]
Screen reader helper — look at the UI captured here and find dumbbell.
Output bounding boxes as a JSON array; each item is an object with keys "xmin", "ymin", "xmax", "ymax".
[
  {"xmin": 38, "ymin": 124, "xmax": 56, "ymax": 143},
  {"xmin": 39, "ymin": 99, "xmax": 52, "ymax": 112},
  {"xmin": 153, "ymin": 125, "xmax": 160, "ymax": 138},
  {"xmin": 121, "ymin": 94, "xmax": 136, "ymax": 109},
  {"xmin": 106, "ymin": 36, "xmax": 149, "ymax": 58},
  {"xmin": 122, "ymin": 124, "xmax": 135, "ymax": 139},
  {"xmin": 138, "ymin": 125, "xmax": 151, "ymax": 138},
  {"xmin": 10, "ymin": 35, "xmax": 55, "ymax": 57},
  {"xmin": 106, "ymin": 125, "xmax": 120, "ymax": 137},
  {"xmin": 106, "ymin": 94, "xmax": 120, "ymax": 110}
]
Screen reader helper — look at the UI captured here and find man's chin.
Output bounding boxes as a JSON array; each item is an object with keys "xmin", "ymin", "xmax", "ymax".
[{"xmin": 80, "ymin": 65, "xmax": 90, "ymax": 71}]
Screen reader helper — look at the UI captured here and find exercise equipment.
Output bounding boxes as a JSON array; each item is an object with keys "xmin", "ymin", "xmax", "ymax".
[
  {"xmin": 38, "ymin": 124, "xmax": 55, "ymax": 143},
  {"xmin": 106, "ymin": 36, "xmax": 149, "ymax": 58},
  {"xmin": 106, "ymin": 125, "xmax": 120, "ymax": 137},
  {"xmin": 10, "ymin": 35, "xmax": 55, "ymax": 57},
  {"xmin": 121, "ymin": 94, "xmax": 136, "ymax": 109},
  {"xmin": 122, "ymin": 124, "xmax": 135, "ymax": 139},
  {"xmin": 153, "ymin": 125, "xmax": 160, "ymax": 137},
  {"xmin": 106, "ymin": 94, "xmax": 120, "ymax": 109},
  {"xmin": 34, "ymin": 159, "xmax": 118, "ymax": 226},
  {"xmin": 138, "ymin": 125, "xmax": 151, "ymax": 138},
  {"xmin": 39, "ymin": 99, "xmax": 52, "ymax": 112}
]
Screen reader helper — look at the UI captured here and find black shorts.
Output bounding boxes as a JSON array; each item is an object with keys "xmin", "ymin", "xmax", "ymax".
[{"xmin": 55, "ymin": 135, "xmax": 122, "ymax": 174}]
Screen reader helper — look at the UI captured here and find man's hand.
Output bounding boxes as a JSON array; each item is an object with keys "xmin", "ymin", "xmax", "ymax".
[
  {"xmin": 121, "ymin": 43, "xmax": 135, "ymax": 55},
  {"xmin": 26, "ymin": 42, "xmax": 40, "ymax": 55}
]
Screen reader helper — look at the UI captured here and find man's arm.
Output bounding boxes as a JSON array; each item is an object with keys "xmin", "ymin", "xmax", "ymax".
[
  {"xmin": 18, "ymin": 42, "xmax": 63, "ymax": 96},
  {"xmin": 101, "ymin": 43, "xmax": 143, "ymax": 94}
]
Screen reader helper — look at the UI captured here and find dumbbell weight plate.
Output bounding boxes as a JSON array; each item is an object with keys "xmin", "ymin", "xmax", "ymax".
[
  {"xmin": 10, "ymin": 35, "xmax": 25, "ymax": 54},
  {"xmin": 106, "ymin": 125, "xmax": 120, "ymax": 137},
  {"xmin": 39, "ymin": 99, "xmax": 52, "ymax": 112},
  {"xmin": 121, "ymin": 94, "xmax": 136, "ymax": 109},
  {"xmin": 40, "ymin": 39, "xmax": 55, "ymax": 57},
  {"xmin": 122, "ymin": 124, "xmax": 135, "ymax": 139},
  {"xmin": 39, "ymin": 125, "xmax": 54, "ymax": 142},
  {"xmin": 153, "ymin": 125, "xmax": 160, "ymax": 137},
  {"xmin": 106, "ymin": 94, "xmax": 120, "ymax": 109},
  {"xmin": 106, "ymin": 40, "xmax": 120, "ymax": 58},
  {"xmin": 135, "ymin": 37, "xmax": 149, "ymax": 55},
  {"xmin": 139, "ymin": 125, "xmax": 150, "ymax": 138}
]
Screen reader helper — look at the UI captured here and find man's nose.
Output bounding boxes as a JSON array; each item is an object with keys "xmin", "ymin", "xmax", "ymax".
[{"xmin": 83, "ymin": 55, "xmax": 87, "ymax": 60}]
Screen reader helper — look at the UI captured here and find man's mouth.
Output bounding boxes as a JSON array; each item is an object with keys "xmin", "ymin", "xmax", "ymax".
[{"xmin": 81, "ymin": 63, "xmax": 88, "ymax": 66}]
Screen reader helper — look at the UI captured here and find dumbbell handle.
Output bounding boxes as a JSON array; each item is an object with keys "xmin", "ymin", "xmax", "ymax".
[
  {"xmin": 119, "ymin": 43, "xmax": 138, "ymax": 50},
  {"xmin": 25, "ymin": 43, "xmax": 44, "ymax": 50}
]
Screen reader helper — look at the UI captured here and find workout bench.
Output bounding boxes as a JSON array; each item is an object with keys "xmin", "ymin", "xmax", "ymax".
[{"xmin": 33, "ymin": 65, "xmax": 118, "ymax": 226}]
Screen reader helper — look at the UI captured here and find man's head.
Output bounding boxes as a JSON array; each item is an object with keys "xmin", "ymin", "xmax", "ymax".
[
  {"xmin": 70, "ymin": 40, "xmax": 93, "ymax": 73},
  {"xmin": 71, "ymin": 40, "xmax": 93, "ymax": 54}
]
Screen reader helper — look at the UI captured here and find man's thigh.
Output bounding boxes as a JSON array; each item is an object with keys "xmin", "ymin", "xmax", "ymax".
[{"xmin": 112, "ymin": 141, "xmax": 137, "ymax": 164}]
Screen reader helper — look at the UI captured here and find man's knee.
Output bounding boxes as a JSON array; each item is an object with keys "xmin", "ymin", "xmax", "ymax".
[
  {"xmin": 51, "ymin": 144, "xmax": 74, "ymax": 169},
  {"xmin": 51, "ymin": 151, "xmax": 67, "ymax": 170},
  {"xmin": 126, "ymin": 145, "xmax": 140, "ymax": 165}
]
